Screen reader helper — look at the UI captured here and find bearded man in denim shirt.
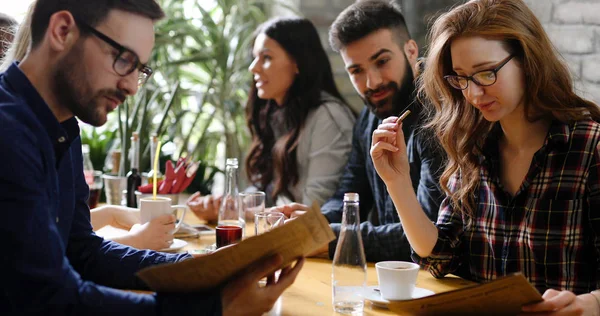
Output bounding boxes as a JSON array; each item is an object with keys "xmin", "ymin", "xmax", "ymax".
[
  {"xmin": 0, "ymin": 0, "xmax": 303, "ymax": 314},
  {"xmin": 277, "ymin": 0, "xmax": 445, "ymax": 262}
]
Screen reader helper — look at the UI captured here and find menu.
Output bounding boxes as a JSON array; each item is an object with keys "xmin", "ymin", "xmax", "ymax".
[
  {"xmin": 136, "ymin": 202, "xmax": 335, "ymax": 292},
  {"xmin": 388, "ymin": 273, "xmax": 543, "ymax": 315}
]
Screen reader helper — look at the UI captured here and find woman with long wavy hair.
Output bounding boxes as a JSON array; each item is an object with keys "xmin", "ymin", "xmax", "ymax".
[
  {"xmin": 188, "ymin": 17, "xmax": 355, "ymax": 220},
  {"xmin": 370, "ymin": 0, "xmax": 600, "ymax": 313}
]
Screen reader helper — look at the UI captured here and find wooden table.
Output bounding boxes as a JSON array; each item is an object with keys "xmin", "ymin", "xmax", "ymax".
[
  {"xmin": 97, "ymin": 209, "xmax": 475, "ymax": 315},
  {"xmin": 175, "ymin": 213, "xmax": 476, "ymax": 315}
]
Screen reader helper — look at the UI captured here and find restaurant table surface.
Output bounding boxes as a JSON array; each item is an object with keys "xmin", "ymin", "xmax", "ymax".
[{"xmin": 96, "ymin": 209, "xmax": 477, "ymax": 315}]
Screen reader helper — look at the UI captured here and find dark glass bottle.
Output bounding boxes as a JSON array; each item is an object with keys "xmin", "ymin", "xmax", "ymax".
[{"xmin": 126, "ymin": 132, "xmax": 142, "ymax": 207}]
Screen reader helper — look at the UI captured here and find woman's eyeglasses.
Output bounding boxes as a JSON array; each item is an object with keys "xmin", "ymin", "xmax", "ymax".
[{"xmin": 444, "ymin": 55, "xmax": 514, "ymax": 90}]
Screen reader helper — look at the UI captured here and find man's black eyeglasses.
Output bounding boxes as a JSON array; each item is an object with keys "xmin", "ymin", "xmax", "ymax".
[
  {"xmin": 75, "ymin": 18, "xmax": 152, "ymax": 86},
  {"xmin": 444, "ymin": 55, "xmax": 514, "ymax": 90}
]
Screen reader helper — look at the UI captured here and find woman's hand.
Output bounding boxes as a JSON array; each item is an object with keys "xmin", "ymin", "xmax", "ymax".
[
  {"xmin": 110, "ymin": 206, "xmax": 141, "ymax": 229},
  {"xmin": 187, "ymin": 192, "xmax": 221, "ymax": 222},
  {"xmin": 370, "ymin": 116, "xmax": 411, "ymax": 184},
  {"xmin": 521, "ymin": 289, "xmax": 600, "ymax": 316},
  {"xmin": 90, "ymin": 205, "xmax": 139, "ymax": 230},
  {"xmin": 126, "ymin": 214, "xmax": 176, "ymax": 250},
  {"xmin": 269, "ymin": 203, "xmax": 310, "ymax": 219}
]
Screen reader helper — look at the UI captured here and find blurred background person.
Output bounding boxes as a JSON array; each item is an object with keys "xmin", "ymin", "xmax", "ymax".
[
  {"xmin": 188, "ymin": 17, "xmax": 355, "ymax": 221},
  {"xmin": 0, "ymin": 4, "xmax": 31, "ymax": 72},
  {"xmin": 0, "ymin": 12, "xmax": 17, "ymax": 60},
  {"xmin": 275, "ymin": 0, "xmax": 444, "ymax": 263}
]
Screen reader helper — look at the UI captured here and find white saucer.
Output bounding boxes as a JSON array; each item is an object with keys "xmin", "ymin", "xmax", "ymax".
[
  {"xmin": 364, "ymin": 285, "xmax": 435, "ymax": 308},
  {"xmin": 159, "ymin": 238, "xmax": 188, "ymax": 252}
]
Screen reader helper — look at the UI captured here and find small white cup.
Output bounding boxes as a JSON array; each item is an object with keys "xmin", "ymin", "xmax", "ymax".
[
  {"xmin": 139, "ymin": 197, "xmax": 187, "ymax": 233},
  {"xmin": 375, "ymin": 261, "xmax": 420, "ymax": 300}
]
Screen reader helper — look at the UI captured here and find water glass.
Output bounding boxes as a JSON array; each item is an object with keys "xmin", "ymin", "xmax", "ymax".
[
  {"xmin": 254, "ymin": 211, "xmax": 285, "ymax": 285},
  {"xmin": 254, "ymin": 211, "xmax": 285, "ymax": 235},
  {"xmin": 88, "ymin": 171, "xmax": 104, "ymax": 209},
  {"xmin": 241, "ymin": 191, "xmax": 266, "ymax": 236}
]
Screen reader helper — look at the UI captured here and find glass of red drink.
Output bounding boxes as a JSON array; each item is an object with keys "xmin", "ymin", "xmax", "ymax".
[
  {"xmin": 87, "ymin": 171, "xmax": 104, "ymax": 209},
  {"xmin": 216, "ymin": 225, "xmax": 243, "ymax": 248}
]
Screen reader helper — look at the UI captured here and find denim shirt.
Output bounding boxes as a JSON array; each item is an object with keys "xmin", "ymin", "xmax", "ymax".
[
  {"xmin": 0, "ymin": 64, "xmax": 221, "ymax": 315},
  {"xmin": 321, "ymin": 104, "xmax": 445, "ymax": 262}
]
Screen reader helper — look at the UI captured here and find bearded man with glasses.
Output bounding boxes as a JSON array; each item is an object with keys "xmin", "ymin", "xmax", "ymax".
[{"xmin": 0, "ymin": 0, "xmax": 303, "ymax": 314}]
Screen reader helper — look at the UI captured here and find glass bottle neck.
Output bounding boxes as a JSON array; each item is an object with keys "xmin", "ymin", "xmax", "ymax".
[
  {"xmin": 342, "ymin": 201, "xmax": 360, "ymax": 226},
  {"xmin": 224, "ymin": 165, "xmax": 239, "ymax": 196},
  {"xmin": 130, "ymin": 140, "xmax": 139, "ymax": 169}
]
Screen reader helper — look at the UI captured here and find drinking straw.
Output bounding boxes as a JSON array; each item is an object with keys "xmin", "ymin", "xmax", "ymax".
[{"xmin": 153, "ymin": 141, "xmax": 162, "ymax": 200}]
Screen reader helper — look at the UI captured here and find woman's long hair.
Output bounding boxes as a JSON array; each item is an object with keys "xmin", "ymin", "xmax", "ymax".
[
  {"xmin": 245, "ymin": 17, "xmax": 347, "ymax": 201},
  {"xmin": 419, "ymin": 0, "xmax": 600, "ymax": 218}
]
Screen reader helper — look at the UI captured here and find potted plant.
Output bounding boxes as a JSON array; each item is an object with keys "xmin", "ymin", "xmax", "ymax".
[
  {"xmin": 99, "ymin": 0, "xmax": 293, "ymax": 205},
  {"xmin": 154, "ymin": 0, "xmax": 290, "ymax": 189}
]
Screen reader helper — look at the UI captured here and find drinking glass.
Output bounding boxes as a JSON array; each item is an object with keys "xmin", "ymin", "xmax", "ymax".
[
  {"xmin": 254, "ymin": 211, "xmax": 285, "ymax": 284},
  {"xmin": 241, "ymin": 191, "xmax": 266, "ymax": 236},
  {"xmin": 254, "ymin": 211, "xmax": 285, "ymax": 235},
  {"xmin": 216, "ymin": 225, "xmax": 243, "ymax": 248},
  {"xmin": 88, "ymin": 171, "xmax": 104, "ymax": 209}
]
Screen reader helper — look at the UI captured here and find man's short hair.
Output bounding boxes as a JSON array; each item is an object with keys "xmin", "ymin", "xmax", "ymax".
[
  {"xmin": 30, "ymin": 0, "xmax": 165, "ymax": 49},
  {"xmin": 329, "ymin": 0, "xmax": 411, "ymax": 52}
]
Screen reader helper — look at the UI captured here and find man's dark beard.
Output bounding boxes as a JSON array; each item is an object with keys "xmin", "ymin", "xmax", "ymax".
[
  {"xmin": 362, "ymin": 56, "xmax": 415, "ymax": 120},
  {"xmin": 52, "ymin": 43, "xmax": 125, "ymax": 126}
]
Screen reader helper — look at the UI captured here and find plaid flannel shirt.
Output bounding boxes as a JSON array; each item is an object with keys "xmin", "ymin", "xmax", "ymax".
[{"xmin": 414, "ymin": 119, "xmax": 600, "ymax": 294}]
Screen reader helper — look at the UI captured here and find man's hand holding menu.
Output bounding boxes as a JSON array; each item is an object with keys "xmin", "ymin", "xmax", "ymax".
[{"xmin": 137, "ymin": 203, "xmax": 334, "ymax": 292}]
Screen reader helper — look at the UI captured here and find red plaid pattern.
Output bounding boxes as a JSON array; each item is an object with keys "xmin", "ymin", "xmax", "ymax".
[{"xmin": 414, "ymin": 119, "xmax": 600, "ymax": 294}]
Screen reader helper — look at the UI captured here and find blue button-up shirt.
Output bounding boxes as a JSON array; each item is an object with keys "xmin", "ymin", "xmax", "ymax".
[
  {"xmin": 0, "ymin": 64, "xmax": 221, "ymax": 315},
  {"xmin": 322, "ymin": 104, "xmax": 445, "ymax": 262}
]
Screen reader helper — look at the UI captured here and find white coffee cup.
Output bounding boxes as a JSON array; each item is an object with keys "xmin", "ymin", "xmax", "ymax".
[
  {"xmin": 375, "ymin": 261, "xmax": 420, "ymax": 300},
  {"xmin": 139, "ymin": 197, "xmax": 187, "ymax": 233}
]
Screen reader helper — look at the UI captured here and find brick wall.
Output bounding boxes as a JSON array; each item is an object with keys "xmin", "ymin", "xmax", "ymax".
[
  {"xmin": 289, "ymin": 0, "xmax": 600, "ymax": 110},
  {"xmin": 525, "ymin": 0, "xmax": 600, "ymax": 104},
  {"xmin": 295, "ymin": 0, "xmax": 460, "ymax": 112},
  {"xmin": 292, "ymin": 0, "xmax": 364, "ymax": 112}
]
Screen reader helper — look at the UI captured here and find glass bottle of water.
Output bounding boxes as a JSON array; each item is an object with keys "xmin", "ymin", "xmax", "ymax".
[
  {"xmin": 332, "ymin": 193, "xmax": 366, "ymax": 314},
  {"xmin": 216, "ymin": 158, "xmax": 245, "ymax": 248}
]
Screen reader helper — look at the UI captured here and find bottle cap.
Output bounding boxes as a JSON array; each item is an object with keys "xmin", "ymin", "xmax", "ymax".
[{"xmin": 343, "ymin": 192, "xmax": 359, "ymax": 202}]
